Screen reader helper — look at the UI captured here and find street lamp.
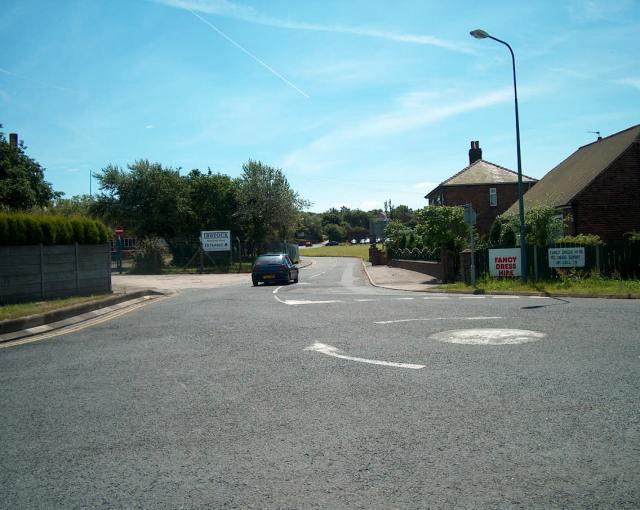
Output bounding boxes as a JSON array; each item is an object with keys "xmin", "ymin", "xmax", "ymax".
[{"xmin": 470, "ymin": 29, "xmax": 528, "ymax": 281}]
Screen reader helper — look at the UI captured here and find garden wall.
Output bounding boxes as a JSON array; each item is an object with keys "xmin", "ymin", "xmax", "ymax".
[{"xmin": 0, "ymin": 244, "xmax": 112, "ymax": 304}]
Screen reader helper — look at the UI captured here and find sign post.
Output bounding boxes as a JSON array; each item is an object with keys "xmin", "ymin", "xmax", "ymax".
[{"xmin": 463, "ymin": 205, "xmax": 477, "ymax": 287}]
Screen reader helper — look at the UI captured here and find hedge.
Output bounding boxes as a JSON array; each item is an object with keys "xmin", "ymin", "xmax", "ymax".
[{"xmin": 0, "ymin": 212, "xmax": 111, "ymax": 245}]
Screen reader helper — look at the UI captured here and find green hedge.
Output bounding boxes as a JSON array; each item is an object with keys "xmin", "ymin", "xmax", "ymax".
[{"xmin": 0, "ymin": 212, "xmax": 111, "ymax": 245}]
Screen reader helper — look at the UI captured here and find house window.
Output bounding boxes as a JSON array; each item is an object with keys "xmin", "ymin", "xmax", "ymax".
[{"xmin": 489, "ymin": 188, "xmax": 497, "ymax": 207}]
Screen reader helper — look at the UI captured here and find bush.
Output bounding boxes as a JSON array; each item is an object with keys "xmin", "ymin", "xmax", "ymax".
[
  {"xmin": 132, "ymin": 236, "xmax": 168, "ymax": 274},
  {"xmin": 555, "ymin": 234, "xmax": 603, "ymax": 246}
]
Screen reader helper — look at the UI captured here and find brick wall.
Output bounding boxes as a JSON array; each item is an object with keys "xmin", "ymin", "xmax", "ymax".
[
  {"xmin": 443, "ymin": 182, "xmax": 535, "ymax": 238},
  {"xmin": 571, "ymin": 142, "xmax": 640, "ymax": 241}
]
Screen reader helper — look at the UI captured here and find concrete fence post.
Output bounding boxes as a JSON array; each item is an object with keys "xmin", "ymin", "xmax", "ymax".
[
  {"xmin": 75, "ymin": 243, "xmax": 80, "ymax": 294},
  {"xmin": 40, "ymin": 243, "xmax": 45, "ymax": 299}
]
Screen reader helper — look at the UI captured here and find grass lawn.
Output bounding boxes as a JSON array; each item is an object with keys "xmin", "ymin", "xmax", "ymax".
[
  {"xmin": 0, "ymin": 294, "xmax": 113, "ymax": 322},
  {"xmin": 301, "ymin": 243, "xmax": 379, "ymax": 260},
  {"xmin": 438, "ymin": 276, "xmax": 640, "ymax": 297}
]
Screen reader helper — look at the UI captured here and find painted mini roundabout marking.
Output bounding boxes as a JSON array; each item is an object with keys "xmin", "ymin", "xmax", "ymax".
[{"xmin": 429, "ymin": 328, "xmax": 546, "ymax": 345}]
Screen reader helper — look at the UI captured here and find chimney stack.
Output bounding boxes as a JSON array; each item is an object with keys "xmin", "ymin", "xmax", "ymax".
[
  {"xmin": 468, "ymin": 140, "xmax": 482, "ymax": 165},
  {"xmin": 9, "ymin": 133, "xmax": 18, "ymax": 148}
]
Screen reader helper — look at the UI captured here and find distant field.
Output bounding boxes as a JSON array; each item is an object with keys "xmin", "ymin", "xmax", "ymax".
[{"xmin": 301, "ymin": 243, "xmax": 380, "ymax": 260}]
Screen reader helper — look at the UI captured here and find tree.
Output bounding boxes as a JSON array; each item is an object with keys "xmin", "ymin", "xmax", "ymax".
[
  {"xmin": 321, "ymin": 208, "xmax": 342, "ymax": 227},
  {"xmin": 0, "ymin": 129, "xmax": 61, "ymax": 210},
  {"xmin": 298, "ymin": 212, "xmax": 323, "ymax": 242},
  {"xmin": 235, "ymin": 160, "xmax": 309, "ymax": 245},
  {"xmin": 324, "ymin": 223, "xmax": 346, "ymax": 242},
  {"xmin": 414, "ymin": 206, "xmax": 467, "ymax": 252},
  {"xmin": 48, "ymin": 194, "xmax": 96, "ymax": 217},
  {"xmin": 91, "ymin": 160, "xmax": 191, "ymax": 238},
  {"xmin": 389, "ymin": 204, "xmax": 416, "ymax": 226},
  {"xmin": 185, "ymin": 169, "xmax": 240, "ymax": 233},
  {"xmin": 341, "ymin": 207, "xmax": 371, "ymax": 230},
  {"xmin": 494, "ymin": 206, "xmax": 565, "ymax": 247}
]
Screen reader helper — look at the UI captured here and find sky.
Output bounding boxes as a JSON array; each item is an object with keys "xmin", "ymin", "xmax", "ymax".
[{"xmin": 1, "ymin": 0, "xmax": 639, "ymax": 213}]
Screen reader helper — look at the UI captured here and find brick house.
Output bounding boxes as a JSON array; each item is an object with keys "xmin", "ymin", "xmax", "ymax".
[
  {"xmin": 505, "ymin": 124, "xmax": 640, "ymax": 241},
  {"xmin": 425, "ymin": 141, "xmax": 537, "ymax": 237}
]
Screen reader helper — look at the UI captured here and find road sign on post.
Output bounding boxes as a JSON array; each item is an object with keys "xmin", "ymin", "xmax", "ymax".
[{"xmin": 115, "ymin": 226, "xmax": 124, "ymax": 236}]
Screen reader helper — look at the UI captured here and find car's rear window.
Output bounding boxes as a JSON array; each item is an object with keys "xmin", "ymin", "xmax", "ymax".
[{"xmin": 255, "ymin": 256, "xmax": 284, "ymax": 265}]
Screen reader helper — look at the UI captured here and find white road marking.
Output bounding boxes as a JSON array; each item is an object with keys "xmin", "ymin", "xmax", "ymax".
[
  {"xmin": 282, "ymin": 299, "xmax": 343, "ymax": 305},
  {"xmin": 305, "ymin": 342, "xmax": 425, "ymax": 370},
  {"xmin": 491, "ymin": 295, "xmax": 520, "ymax": 299},
  {"xmin": 423, "ymin": 296, "xmax": 450, "ymax": 299},
  {"xmin": 298, "ymin": 282, "xmax": 312, "ymax": 285},
  {"xmin": 273, "ymin": 286, "xmax": 283, "ymax": 294},
  {"xmin": 310, "ymin": 272, "xmax": 326, "ymax": 278},
  {"xmin": 430, "ymin": 328, "xmax": 546, "ymax": 345},
  {"xmin": 461, "ymin": 296, "xmax": 486, "ymax": 299},
  {"xmin": 529, "ymin": 296, "xmax": 550, "ymax": 299},
  {"xmin": 355, "ymin": 299, "xmax": 377, "ymax": 302},
  {"xmin": 375, "ymin": 316, "xmax": 502, "ymax": 325},
  {"xmin": 395, "ymin": 297, "xmax": 414, "ymax": 300}
]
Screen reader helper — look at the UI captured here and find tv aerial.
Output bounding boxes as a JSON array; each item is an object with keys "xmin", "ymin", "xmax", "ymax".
[{"xmin": 588, "ymin": 130, "xmax": 602, "ymax": 140}]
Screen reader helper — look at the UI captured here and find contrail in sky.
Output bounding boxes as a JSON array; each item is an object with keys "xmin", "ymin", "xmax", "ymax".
[{"xmin": 186, "ymin": 9, "xmax": 310, "ymax": 99}]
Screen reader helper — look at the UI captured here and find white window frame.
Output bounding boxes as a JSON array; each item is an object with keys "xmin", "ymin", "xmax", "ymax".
[{"xmin": 489, "ymin": 187, "xmax": 497, "ymax": 207}]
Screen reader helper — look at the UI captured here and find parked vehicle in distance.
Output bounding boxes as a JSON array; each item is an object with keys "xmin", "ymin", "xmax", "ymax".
[
  {"xmin": 252, "ymin": 253, "xmax": 299, "ymax": 286},
  {"xmin": 305, "ymin": 241, "xmax": 312, "ymax": 247},
  {"xmin": 326, "ymin": 240, "xmax": 339, "ymax": 246}
]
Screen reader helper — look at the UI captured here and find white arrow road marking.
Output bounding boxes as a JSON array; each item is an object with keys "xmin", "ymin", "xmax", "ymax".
[
  {"xmin": 305, "ymin": 342, "xmax": 425, "ymax": 370},
  {"xmin": 375, "ymin": 316, "xmax": 502, "ymax": 325},
  {"xmin": 310, "ymin": 272, "xmax": 326, "ymax": 278},
  {"xmin": 297, "ymin": 282, "xmax": 312, "ymax": 285},
  {"xmin": 430, "ymin": 328, "xmax": 546, "ymax": 345}
]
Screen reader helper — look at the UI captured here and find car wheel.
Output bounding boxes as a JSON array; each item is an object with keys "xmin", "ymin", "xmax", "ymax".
[
  {"xmin": 293, "ymin": 275, "xmax": 298, "ymax": 283},
  {"xmin": 252, "ymin": 280, "xmax": 258, "ymax": 286}
]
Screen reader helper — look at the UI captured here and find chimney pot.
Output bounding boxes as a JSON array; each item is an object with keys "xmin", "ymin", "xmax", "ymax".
[{"xmin": 468, "ymin": 140, "xmax": 482, "ymax": 165}]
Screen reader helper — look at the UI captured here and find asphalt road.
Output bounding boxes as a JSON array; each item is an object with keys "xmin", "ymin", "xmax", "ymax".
[{"xmin": 1, "ymin": 257, "xmax": 639, "ymax": 508}]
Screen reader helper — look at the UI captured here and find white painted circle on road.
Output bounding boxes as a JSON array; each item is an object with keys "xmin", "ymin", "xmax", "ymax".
[{"xmin": 430, "ymin": 328, "xmax": 546, "ymax": 345}]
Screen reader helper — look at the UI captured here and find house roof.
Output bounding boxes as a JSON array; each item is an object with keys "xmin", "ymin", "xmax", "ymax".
[
  {"xmin": 425, "ymin": 159, "xmax": 537, "ymax": 199},
  {"xmin": 505, "ymin": 123, "xmax": 640, "ymax": 214}
]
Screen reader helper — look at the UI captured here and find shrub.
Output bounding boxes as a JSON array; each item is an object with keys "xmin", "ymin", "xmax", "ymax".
[{"xmin": 132, "ymin": 236, "xmax": 168, "ymax": 274}]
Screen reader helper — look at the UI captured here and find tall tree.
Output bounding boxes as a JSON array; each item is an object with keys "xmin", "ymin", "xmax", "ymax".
[
  {"xmin": 91, "ymin": 160, "xmax": 190, "ymax": 237},
  {"xmin": 0, "ymin": 129, "xmax": 61, "ymax": 210},
  {"xmin": 186, "ymin": 169, "xmax": 240, "ymax": 233},
  {"xmin": 236, "ymin": 160, "xmax": 308, "ymax": 244}
]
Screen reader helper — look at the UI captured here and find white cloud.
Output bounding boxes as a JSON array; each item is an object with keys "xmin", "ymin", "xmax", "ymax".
[
  {"xmin": 615, "ymin": 77, "xmax": 640, "ymax": 91},
  {"xmin": 156, "ymin": 0, "xmax": 473, "ymax": 54},
  {"xmin": 282, "ymin": 87, "xmax": 513, "ymax": 174},
  {"xmin": 145, "ymin": 124, "xmax": 156, "ymax": 129},
  {"xmin": 414, "ymin": 181, "xmax": 438, "ymax": 192}
]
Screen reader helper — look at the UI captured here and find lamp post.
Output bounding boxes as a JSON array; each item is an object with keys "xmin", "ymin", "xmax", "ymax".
[{"xmin": 470, "ymin": 29, "xmax": 527, "ymax": 281}]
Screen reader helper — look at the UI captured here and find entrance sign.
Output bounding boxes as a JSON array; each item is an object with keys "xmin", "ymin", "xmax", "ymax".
[
  {"xmin": 201, "ymin": 230, "xmax": 231, "ymax": 251},
  {"xmin": 488, "ymin": 248, "xmax": 521, "ymax": 277},
  {"xmin": 114, "ymin": 226, "xmax": 124, "ymax": 236},
  {"xmin": 548, "ymin": 247, "xmax": 585, "ymax": 268}
]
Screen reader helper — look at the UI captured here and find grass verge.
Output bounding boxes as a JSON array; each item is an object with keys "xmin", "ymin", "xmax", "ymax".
[
  {"xmin": 0, "ymin": 294, "xmax": 112, "ymax": 322},
  {"xmin": 437, "ymin": 276, "xmax": 640, "ymax": 296},
  {"xmin": 300, "ymin": 244, "xmax": 380, "ymax": 260}
]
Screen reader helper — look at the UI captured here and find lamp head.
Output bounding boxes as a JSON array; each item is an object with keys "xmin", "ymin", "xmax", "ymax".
[{"xmin": 470, "ymin": 29, "xmax": 490, "ymax": 39}]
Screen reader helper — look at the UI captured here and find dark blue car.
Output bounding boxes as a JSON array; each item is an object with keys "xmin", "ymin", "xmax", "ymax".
[{"xmin": 252, "ymin": 253, "xmax": 299, "ymax": 286}]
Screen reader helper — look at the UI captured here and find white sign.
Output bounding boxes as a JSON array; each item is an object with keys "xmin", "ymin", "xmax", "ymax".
[
  {"xmin": 488, "ymin": 248, "xmax": 521, "ymax": 277},
  {"xmin": 201, "ymin": 230, "xmax": 231, "ymax": 251},
  {"xmin": 548, "ymin": 247, "xmax": 585, "ymax": 268}
]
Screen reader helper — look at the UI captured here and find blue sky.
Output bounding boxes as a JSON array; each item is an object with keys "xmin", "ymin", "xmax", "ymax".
[{"xmin": 1, "ymin": 0, "xmax": 639, "ymax": 212}]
